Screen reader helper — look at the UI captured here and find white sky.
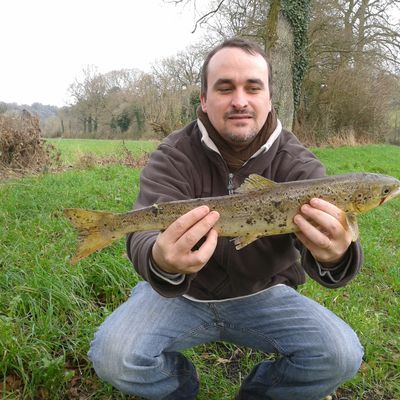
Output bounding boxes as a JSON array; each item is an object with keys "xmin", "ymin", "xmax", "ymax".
[
  {"xmin": 0, "ymin": 0, "xmax": 204, "ymax": 107},
  {"xmin": 2, "ymin": 1, "xmax": 398, "ymax": 108}
]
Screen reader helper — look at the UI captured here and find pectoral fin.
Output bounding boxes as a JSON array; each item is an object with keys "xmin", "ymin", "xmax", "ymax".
[
  {"xmin": 346, "ymin": 214, "xmax": 359, "ymax": 242},
  {"xmin": 232, "ymin": 234, "xmax": 260, "ymax": 250}
]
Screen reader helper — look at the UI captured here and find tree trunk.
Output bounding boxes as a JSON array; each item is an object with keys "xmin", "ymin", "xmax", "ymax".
[{"xmin": 268, "ymin": 11, "xmax": 295, "ymax": 130}]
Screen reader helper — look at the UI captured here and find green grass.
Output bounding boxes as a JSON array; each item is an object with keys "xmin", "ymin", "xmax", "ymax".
[
  {"xmin": 1, "ymin": 141, "xmax": 399, "ymax": 399},
  {"xmin": 46, "ymin": 138, "xmax": 158, "ymax": 164}
]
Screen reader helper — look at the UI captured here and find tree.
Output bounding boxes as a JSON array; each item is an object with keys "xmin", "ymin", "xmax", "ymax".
[
  {"xmin": 125, "ymin": 44, "xmax": 206, "ymax": 138},
  {"xmin": 68, "ymin": 66, "xmax": 108, "ymax": 135},
  {"xmin": 65, "ymin": 67, "xmax": 146, "ymax": 138},
  {"xmin": 165, "ymin": 0, "xmax": 312, "ymax": 130},
  {"xmin": 298, "ymin": 0, "xmax": 400, "ymax": 142},
  {"xmin": 307, "ymin": 0, "xmax": 400, "ymax": 71}
]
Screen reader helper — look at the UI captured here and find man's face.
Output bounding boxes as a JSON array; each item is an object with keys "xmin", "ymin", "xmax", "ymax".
[{"xmin": 200, "ymin": 47, "xmax": 272, "ymax": 150}]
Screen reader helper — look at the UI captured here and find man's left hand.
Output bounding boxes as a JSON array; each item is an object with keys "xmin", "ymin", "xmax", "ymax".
[{"xmin": 293, "ymin": 198, "xmax": 352, "ymax": 267}]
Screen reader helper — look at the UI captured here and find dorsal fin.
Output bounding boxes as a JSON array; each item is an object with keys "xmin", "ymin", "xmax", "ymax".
[{"xmin": 236, "ymin": 174, "xmax": 277, "ymax": 193}]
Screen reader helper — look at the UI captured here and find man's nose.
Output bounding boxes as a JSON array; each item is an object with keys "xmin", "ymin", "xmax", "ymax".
[{"xmin": 231, "ymin": 89, "xmax": 248, "ymax": 109}]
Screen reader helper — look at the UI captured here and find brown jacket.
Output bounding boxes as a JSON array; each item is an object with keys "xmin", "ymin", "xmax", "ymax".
[{"xmin": 127, "ymin": 120, "xmax": 363, "ymax": 299}]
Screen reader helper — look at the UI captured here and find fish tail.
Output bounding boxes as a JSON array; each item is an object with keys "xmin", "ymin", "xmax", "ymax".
[{"xmin": 64, "ymin": 208, "xmax": 124, "ymax": 264}]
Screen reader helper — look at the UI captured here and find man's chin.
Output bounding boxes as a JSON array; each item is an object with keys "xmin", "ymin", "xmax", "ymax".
[{"xmin": 224, "ymin": 130, "xmax": 258, "ymax": 146}]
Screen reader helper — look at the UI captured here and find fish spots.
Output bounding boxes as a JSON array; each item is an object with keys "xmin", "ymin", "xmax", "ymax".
[
  {"xmin": 272, "ymin": 200, "xmax": 281, "ymax": 208},
  {"xmin": 246, "ymin": 217, "xmax": 256, "ymax": 225},
  {"xmin": 263, "ymin": 215, "xmax": 275, "ymax": 224}
]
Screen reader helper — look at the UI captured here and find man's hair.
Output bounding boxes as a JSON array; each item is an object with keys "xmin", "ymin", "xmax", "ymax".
[{"xmin": 200, "ymin": 37, "xmax": 273, "ymax": 98}]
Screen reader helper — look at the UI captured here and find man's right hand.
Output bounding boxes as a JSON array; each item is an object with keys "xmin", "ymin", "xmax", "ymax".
[{"xmin": 151, "ymin": 205, "xmax": 220, "ymax": 275}]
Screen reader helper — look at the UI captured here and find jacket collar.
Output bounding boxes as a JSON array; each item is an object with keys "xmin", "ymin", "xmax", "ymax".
[{"xmin": 197, "ymin": 117, "xmax": 283, "ymax": 162}]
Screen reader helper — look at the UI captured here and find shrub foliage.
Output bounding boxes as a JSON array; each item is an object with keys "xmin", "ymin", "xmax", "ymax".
[{"xmin": 0, "ymin": 111, "xmax": 60, "ymax": 177}]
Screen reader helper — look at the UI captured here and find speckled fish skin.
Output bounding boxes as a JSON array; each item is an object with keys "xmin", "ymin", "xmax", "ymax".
[{"xmin": 64, "ymin": 172, "xmax": 400, "ymax": 263}]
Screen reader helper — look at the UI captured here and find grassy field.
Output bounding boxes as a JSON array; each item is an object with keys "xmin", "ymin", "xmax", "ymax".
[
  {"xmin": 46, "ymin": 138, "xmax": 158, "ymax": 164},
  {"xmin": 1, "ymin": 141, "xmax": 399, "ymax": 399}
]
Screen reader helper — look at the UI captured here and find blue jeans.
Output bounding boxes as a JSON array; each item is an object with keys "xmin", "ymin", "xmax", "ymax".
[{"xmin": 88, "ymin": 282, "xmax": 363, "ymax": 400}]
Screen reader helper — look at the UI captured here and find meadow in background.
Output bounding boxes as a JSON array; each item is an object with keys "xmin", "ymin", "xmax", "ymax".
[{"xmin": 0, "ymin": 140, "xmax": 399, "ymax": 399}]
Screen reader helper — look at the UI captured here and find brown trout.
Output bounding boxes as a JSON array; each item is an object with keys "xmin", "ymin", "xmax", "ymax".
[{"xmin": 64, "ymin": 173, "xmax": 400, "ymax": 264}]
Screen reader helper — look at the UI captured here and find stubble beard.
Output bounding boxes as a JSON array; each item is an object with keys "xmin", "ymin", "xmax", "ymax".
[
  {"xmin": 223, "ymin": 110, "xmax": 259, "ymax": 146},
  {"xmin": 225, "ymin": 128, "xmax": 259, "ymax": 146}
]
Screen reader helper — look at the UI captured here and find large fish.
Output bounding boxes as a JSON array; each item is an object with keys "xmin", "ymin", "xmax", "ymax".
[{"xmin": 64, "ymin": 173, "xmax": 400, "ymax": 264}]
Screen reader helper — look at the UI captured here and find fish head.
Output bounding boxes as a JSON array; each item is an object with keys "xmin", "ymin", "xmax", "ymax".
[
  {"xmin": 379, "ymin": 177, "xmax": 400, "ymax": 205},
  {"xmin": 353, "ymin": 174, "xmax": 400, "ymax": 213}
]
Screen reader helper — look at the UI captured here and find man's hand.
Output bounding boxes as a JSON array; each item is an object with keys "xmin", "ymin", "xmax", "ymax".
[
  {"xmin": 293, "ymin": 198, "xmax": 352, "ymax": 266},
  {"xmin": 152, "ymin": 205, "xmax": 220, "ymax": 275}
]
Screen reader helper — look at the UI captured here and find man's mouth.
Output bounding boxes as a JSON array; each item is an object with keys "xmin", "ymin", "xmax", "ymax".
[
  {"xmin": 225, "ymin": 111, "xmax": 255, "ymax": 121},
  {"xmin": 228, "ymin": 115, "xmax": 252, "ymax": 119}
]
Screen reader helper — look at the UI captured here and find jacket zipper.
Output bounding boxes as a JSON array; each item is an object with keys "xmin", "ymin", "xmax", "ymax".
[{"xmin": 227, "ymin": 172, "xmax": 234, "ymax": 195}]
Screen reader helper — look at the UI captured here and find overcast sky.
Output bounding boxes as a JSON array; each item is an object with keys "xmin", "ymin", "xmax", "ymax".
[
  {"xmin": 2, "ymin": 1, "xmax": 399, "ymax": 108},
  {"xmin": 1, "ymin": 0, "xmax": 205, "ymax": 107}
]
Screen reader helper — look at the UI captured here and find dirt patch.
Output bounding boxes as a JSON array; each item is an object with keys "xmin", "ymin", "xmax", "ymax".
[
  {"xmin": 333, "ymin": 387, "xmax": 396, "ymax": 400},
  {"xmin": 75, "ymin": 143, "xmax": 150, "ymax": 170}
]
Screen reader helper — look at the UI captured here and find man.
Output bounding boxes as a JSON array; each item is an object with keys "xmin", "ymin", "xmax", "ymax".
[{"xmin": 88, "ymin": 38, "xmax": 364, "ymax": 400}]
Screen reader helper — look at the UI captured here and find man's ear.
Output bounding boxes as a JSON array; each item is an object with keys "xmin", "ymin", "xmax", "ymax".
[
  {"xmin": 266, "ymin": 97, "xmax": 272, "ymax": 113},
  {"xmin": 200, "ymin": 94, "xmax": 207, "ymax": 113}
]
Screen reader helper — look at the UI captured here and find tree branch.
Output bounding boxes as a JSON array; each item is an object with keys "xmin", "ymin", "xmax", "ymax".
[{"xmin": 191, "ymin": 0, "xmax": 225, "ymax": 33}]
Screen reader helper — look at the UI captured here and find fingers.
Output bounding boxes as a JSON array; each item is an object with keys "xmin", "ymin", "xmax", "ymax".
[
  {"xmin": 181, "ymin": 227, "xmax": 219, "ymax": 270},
  {"xmin": 152, "ymin": 206, "xmax": 220, "ymax": 275},
  {"xmin": 175, "ymin": 207, "xmax": 220, "ymax": 252},
  {"xmin": 309, "ymin": 198, "xmax": 347, "ymax": 226},
  {"xmin": 165, "ymin": 205, "xmax": 212, "ymax": 243},
  {"xmin": 293, "ymin": 198, "xmax": 352, "ymax": 264},
  {"xmin": 293, "ymin": 213, "xmax": 333, "ymax": 250}
]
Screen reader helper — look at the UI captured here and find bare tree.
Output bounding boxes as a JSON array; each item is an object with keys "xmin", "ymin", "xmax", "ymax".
[
  {"xmin": 68, "ymin": 66, "xmax": 109, "ymax": 134},
  {"xmin": 308, "ymin": 0, "xmax": 400, "ymax": 71},
  {"xmin": 152, "ymin": 44, "xmax": 204, "ymax": 90},
  {"xmin": 165, "ymin": 0, "xmax": 298, "ymax": 129},
  {"xmin": 299, "ymin": 0, "xmax": 400, "ymax": 142}
]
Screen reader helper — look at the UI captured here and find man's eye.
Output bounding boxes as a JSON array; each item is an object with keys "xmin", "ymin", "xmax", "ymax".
[
  {"xmin": 218, "ymin": 87, "xmax": 232, "ymax": 93},
  {"xmin": 248, "ymin": 86, "xmax": 261, "ymax": 93}
]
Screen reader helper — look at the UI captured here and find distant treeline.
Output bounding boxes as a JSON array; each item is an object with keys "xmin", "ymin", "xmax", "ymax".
[{"xmin": 0, "ymin": 102, "xmax": 59, "ymax": 127}]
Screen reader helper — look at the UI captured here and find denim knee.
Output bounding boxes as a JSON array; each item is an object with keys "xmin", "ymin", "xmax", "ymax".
[
  {"xmin": 341, "ymin": 338, "xmax": 364, "ymax": 380},
  {"xmin": 323, "ymin": 331, "xmax": 364, "ymax": 384},
  {"xmin": 88, "ymin": 331, "xmax": 157, "ymax": 389},
  {"xmin": 88, "ymin": 329, "xmax": 122, "ymax": 384}
]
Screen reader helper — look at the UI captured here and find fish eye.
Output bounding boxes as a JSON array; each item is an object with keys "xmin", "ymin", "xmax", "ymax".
[{"xmin": 382, "ymin": 188, "xmax": 390, "ymax": 195}]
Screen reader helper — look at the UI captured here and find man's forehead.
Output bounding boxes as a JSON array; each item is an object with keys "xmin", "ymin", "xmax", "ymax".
[
  {"xmin": 207, "ymin": 48, "xmax": 269, "ymax": 86},
  {"xmin": 208, "ymin": 47, "xmax": 269, "ymax": 74}
]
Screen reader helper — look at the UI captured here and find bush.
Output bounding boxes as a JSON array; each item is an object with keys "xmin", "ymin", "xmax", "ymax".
[
  {"xmin": 298, "ymin": 66, "xmax": 397, "ymax": 145},
  {"xmin": 0, "ymin": 111, "xmax": 60, "ymax": 177}
]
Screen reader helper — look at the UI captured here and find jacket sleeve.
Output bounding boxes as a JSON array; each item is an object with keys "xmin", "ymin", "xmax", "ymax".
[
  {"xmin": 280, "ymin": 141, "xmax": 363, "ymax": 288},
  {"xmin": 296, "ymin": 239, "xmax": 363, "ymax": 288},
  {"xmin": 126, "ymin": 141, "xmax": 199, "ymax": 297}
]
